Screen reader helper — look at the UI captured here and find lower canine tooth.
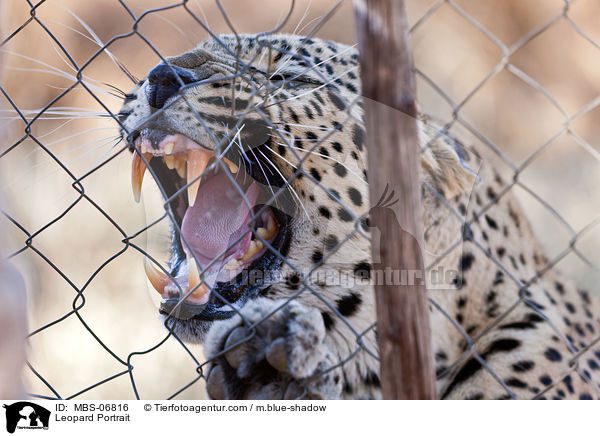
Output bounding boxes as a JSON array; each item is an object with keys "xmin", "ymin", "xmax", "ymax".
[
  {"xmin": 188, "ymin": 258, "xmax": 209, "ymax": 301},
  {"xmin": 191, "ymin": 283, "xmax": 209, "ymax": 301},
  {"xmin": 188, "ymin": 258, "xmax": 200, "ymax": 290},
  {"xmin": 143, "ymin": 257, "xmax": 171, "ymax": 295}
]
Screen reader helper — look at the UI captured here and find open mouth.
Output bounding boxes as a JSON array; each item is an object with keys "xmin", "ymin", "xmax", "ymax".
[{"xmin": 130, "ymin": 129, "xmax": 289, "ymax": 321}]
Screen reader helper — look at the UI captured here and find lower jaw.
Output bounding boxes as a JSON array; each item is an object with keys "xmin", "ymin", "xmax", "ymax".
[
  {"xmin": 159, "ymin": 299, "xmax": 239, "ymax": 321},
  {"xmin": 161, "ymin": 315, "xmax": 212, "ymax": 344},
  {"xmin": 158, "ymin": 205, "xmax": 291, "ymax": 324}
]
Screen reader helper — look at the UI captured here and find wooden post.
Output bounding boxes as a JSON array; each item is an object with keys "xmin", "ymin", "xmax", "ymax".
[{"xmin": 353, "ymin": 0, "xmax": 437, "ymax": 399}]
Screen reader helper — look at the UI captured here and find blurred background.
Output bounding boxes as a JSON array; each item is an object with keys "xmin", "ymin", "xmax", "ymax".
[{"xmin": 0, "ymin": 0, "xmax": 598, "ymax": 399}]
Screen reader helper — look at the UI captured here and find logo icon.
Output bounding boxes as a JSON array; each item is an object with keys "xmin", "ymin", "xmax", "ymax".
[{"xmin": 3, "ymin": 402, "xmax": 50, "ymax": 433}]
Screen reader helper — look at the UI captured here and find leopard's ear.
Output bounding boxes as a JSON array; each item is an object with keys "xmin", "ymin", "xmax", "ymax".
[{"xmin": 419, "ymin": 122, "xmax": 479, "ymax": 199}]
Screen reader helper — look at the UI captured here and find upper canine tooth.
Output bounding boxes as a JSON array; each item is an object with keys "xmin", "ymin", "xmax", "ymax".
[
  {"xmin": 143, "ymin": 257, "xmax": 171, "ymax": 295},
  {"xmin": 187, "ymin": 149, "xmax": 212, "ymax": 207},
  {"xmin": 164, "ymin": 155, "xmax": 176, "ymax": 170},
  {"xmin": 223, "ymin": 157, "xmax": 239, "ymax": 174},
  {"xmin": 131, "ymin": 152, "xmax": 152, "ymax": 202},
  {"xmin": 175, "ymin": 156, "xmax": 187, "ymax": 178}
]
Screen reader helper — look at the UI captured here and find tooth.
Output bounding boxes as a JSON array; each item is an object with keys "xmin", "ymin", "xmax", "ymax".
[
  {"xmin": 223, "ymin": 157, "xmax": 239, "ymax": 174},
  {"xmin": 164, "ymin": 155, "xmax": 176, "ymax": 170},
  {"xmin": 266, "ymin": 215, "xmax": 276, "ymax": 233},
  {"xmin": 188, "ymin": 258, "xmax": 209, "ymax": 300},
  {"xmin": 191, "ymin": 283, "xmax": 209, "ymax": 301},
  {"xmin": 241, "ymin": 242, "xmax": 256, "ymax": 261},
  {"xmin": 187, "ymin": 149, "xmax": 212, "ymax": 207},
  {"xmin": 140, "ymin": 137, "xmax": 152, "ymax": 153},
  {"xmin": 143, "ymin": 257, "xmax": 170, "ymax": 295},
  {"xmin": 163, "ymin": 141, "xmax": 175, "ymax": 154},
  {"xmin": 188, "ymin": 257, "xmax": 200, "ymax": 290},
  {"xmin": 175, "ymin": 156, "xmax": 187, "ymax": 178},
  {"xmin": 131, "ymin": 152, "xmax": 152, "ymax": 202},
  {"xmin": 241, "ymin": 240, "xmax": 264, "ymax": 261},
  {"xmin": 224, "ymin": 258, "xmax": 241, "ymax": 270},
  {"xmin": 256, "ymin": 216, "xmax": 277, "ymax": 240}
]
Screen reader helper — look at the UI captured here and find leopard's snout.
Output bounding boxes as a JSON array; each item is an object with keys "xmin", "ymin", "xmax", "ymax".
[{"xmin": 146, "ymin": 64, "xmax": 196, "ymax": 109}]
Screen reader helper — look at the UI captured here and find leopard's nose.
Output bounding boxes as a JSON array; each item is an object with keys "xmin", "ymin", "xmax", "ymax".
[{"xmin": 146, "ymin": 64, "xmax": 195, "ymax": 109}]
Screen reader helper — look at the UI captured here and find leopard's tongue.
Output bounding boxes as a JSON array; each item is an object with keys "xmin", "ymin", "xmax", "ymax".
[{"xmin": 181, "ymin": 170, "xmax": 258, "ymax": 270}]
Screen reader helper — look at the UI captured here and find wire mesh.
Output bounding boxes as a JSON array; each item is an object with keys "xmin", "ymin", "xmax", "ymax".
[{"xmin": 0, "ymin": 0, "xmax": 599, "ymax": 400}]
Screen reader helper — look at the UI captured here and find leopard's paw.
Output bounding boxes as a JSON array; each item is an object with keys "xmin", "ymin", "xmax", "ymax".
[{"xmin": 204, "ymin": 298, "xmax": 342, "ymax": 399}]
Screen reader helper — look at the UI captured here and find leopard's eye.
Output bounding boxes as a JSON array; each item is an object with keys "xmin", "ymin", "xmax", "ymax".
[
  {"xmin": 269, "ymin": 73, "xmax": 287, "ymax": 82},
  {"xmin": 268, "ymin": 73, "xmax": 320, "ymax": 88}
]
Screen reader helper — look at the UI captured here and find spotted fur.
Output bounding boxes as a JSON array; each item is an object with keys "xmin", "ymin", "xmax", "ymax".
[{"xmin": 119, "ymin": 34, "xmax": 600, "ymax": 399}]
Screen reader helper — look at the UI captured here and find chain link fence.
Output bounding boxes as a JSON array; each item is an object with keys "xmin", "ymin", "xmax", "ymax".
[{"xmin": 0, "ymin": 0, "xmax": 599, "ymax": 400}]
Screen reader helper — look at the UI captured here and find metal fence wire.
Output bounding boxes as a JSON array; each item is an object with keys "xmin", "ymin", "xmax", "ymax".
[{"xmin": 1, "ymin": 0, "xmax": 599, "ymax": 400}]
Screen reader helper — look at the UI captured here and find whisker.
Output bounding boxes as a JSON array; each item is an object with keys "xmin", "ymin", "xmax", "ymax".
[
  {"xmin": 47, "ymin": 35, "xmax": 79, "ymax": 75},
  {"xmin": 259, "ymin": 148, "xmax": 312, "ymax": 222},
  {"xmin": 23, "ymin": 132, "xmax": 119, "ymax": 163},
  {"xmin": 153, "ymin": 15, "xmax": 200, "ymax": 46},
  {"xmin": 5, "ymin": 135, "xmax": 121, "ymax": 190},
  {"xmin": 48, "ymin": 18, "xmax": 103, "ymax": 50},
  {"xmin": 270, "ymin": 40, "xmax": 357, "ymax": 83},
  {"xmin": 34, "ymin": 119, "xmax": 76, "ymax": 140},
  {"xmin": 232, "ymin": 130, "xmax": 250, "ymax": 186},
  {"xmin": 0, "ymin": 50, "xmax": 122, "ymax": 101},
  {"xmin": 37, "ymin": 127, "xmax": 117, "ymax": 146},
  {"xmin": 64, "ymin": 7, "xmax": 138, "ymax": 83},
  {"xmin": 191, "ymin": 0, "xmax": 212, "ymax": 33},
  {"xmin": 104, "ymin": 83, "xmax": 127, "ymax": 98},
  {"xmin": 292, "ymin": 1, "xmax": 313, "ymax": 36},
  {"xmin": 0, "ymin": 107, "xmax": 108, "ymax": 121},
  {"xmin": 90, "ymin": 137, "xmax": 124, "ymax": 169},
  {"xmin": 274, "ymin": 140, "xmax": 367, "ymax": 184},
  {"xmin": 247, "ymin": 146, "xmax": 275, "ymax": 200},
  {"xmin": 297, "ymin": 16, "xmax": 324, "ymax": 36},
  {"xmin": 266, "ymin": 65, "xmax": 358, "ymax": 108}
]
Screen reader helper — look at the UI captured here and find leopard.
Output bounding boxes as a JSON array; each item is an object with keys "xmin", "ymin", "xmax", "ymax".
[{"xmin": 118, "ymin": 33, "xmax": 600, "ymax": 400}]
